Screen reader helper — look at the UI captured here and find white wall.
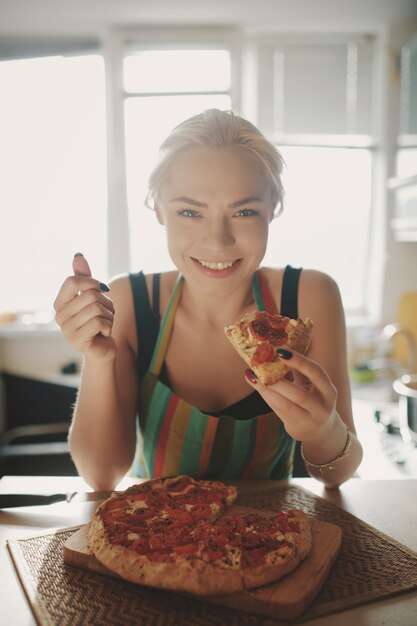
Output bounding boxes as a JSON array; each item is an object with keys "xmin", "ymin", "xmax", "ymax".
[{"xmin": 0, "ymin": 0, "xmax": 415, "ymax": 36}]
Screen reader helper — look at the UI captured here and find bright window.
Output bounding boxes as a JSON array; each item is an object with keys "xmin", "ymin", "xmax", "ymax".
[
  {"xmin": 0, "ymin": 54, "xmax": 107, "ymax": 313},
  {"xmin": 1, "ymin": 36, "xmax": 378, "ymax": 320},
  {"xmin": 263, "ymin": 146, "xmax": 372, "ymax": 312},
  {"xmin": 256, "ymin": 36, "xmax": 375, "ymax": 315},
  {"xmin": 123, "ymin": 48, "xmax": 232, "ymax": 272}
]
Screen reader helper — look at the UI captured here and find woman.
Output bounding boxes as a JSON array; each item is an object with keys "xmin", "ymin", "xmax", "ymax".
[{"xmin": 54, "ymin": 109, "xmax": 362, "ymax": 491}]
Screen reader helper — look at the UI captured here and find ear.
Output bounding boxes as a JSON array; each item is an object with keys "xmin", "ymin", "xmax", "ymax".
[{"xmin": 155, "ymin": 204, "xmax": 165, "ymax": 225}]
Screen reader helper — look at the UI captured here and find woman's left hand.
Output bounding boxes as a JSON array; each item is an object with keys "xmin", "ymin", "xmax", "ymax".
[{"xmin": 245, "ymin": 350, "xmax": 338, "ymax": 442}]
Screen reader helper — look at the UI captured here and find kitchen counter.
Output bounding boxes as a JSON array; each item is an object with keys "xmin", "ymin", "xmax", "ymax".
[{"xmin": 1, "ymin": 476, "xmax": 416, "ymax": 626}]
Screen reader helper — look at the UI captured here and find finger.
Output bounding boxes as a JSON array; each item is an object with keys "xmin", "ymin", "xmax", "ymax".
[
  {"xmin": 57, "ymin": 294, "xmax": 114, "ymax": 334},
  {"xmin": 54, "ymin": 276, "xmax": 105, "ymax": 310},
  {"xmin": 67, "ymin": 316, "xmax": 113, "ymax": 347},
  {"xmin": 245, "ymin": 369, "xmax": 311, "ymax": 421},
  {"xmin": 56, "ymin": 288, "xmax": 114, "ymax": 323},
  {"xmin": 72, "ymin": 252, "xmax": 92, "ymax": 277},
  {"xmin": 274, "ymin": 349, "xmax": 334, "ymax": 398},
  {"xmin": 270, "ymin": 378, "xmax": 321, "ymax": 412}
]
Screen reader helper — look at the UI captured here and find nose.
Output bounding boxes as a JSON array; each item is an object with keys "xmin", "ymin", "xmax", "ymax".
[{"xmin": 203, "ymin": 216, "xmax": 235, "ymax": 251}]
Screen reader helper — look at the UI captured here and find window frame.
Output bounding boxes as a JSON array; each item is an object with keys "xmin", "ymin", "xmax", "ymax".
[
  {"xmin": 243, "ymin": 33, "xmax": 382, "ymax": 321},
  {"xmin": 103, "ymin": 27, "xmax": 242, "ymax": 279}
]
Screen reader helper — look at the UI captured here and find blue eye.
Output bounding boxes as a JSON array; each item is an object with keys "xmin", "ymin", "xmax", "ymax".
[
  {"xmin": 235, "ymin": 208, "xmax": 259, "ymax": 217},
  {"xmin": 178, "ymin": 209, "xmax": 200, "ymax": 218}
]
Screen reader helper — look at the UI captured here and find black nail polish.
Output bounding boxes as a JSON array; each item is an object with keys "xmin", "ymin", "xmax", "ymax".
[
  {"xmin": 74, "ymin": 252, "xmax": 84, "ymax": 257},
  {"xmin": 277, "ymin": 348, "xmax": 292, "ymax": 360},
  {"xmin": 99, "ymin": 282, "xmax": 110, "ymax": 292}
]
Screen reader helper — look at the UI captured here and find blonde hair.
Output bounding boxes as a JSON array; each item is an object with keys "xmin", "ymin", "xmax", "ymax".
[{"xmin": 145, "ymin": 109, "xmax": 285, "ymax": 217}]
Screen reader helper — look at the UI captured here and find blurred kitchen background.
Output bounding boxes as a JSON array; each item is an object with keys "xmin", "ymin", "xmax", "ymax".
[{"xmin": 0, "ymin": 0, "xmax": 416, "ymax": 478}]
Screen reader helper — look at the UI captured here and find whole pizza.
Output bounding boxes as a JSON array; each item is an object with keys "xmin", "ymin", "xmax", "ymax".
[{"xmin": 89, "ymin": 475, "xmax": 312, "ymax": 595}]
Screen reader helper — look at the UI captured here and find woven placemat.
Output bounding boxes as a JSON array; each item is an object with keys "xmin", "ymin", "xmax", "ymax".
[{"xmin": 7, "ymin": 484, "xmax": 417, "ymax": 626}]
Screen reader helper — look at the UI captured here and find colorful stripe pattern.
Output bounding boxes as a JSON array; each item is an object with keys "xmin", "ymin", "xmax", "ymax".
[{"xmin": 134, "ymin": 270, "xmax": 294, "ymax": 479}]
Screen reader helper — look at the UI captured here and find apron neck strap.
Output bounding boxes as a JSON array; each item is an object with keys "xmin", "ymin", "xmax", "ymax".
[
  {"xmin": 252, "ymin": 270, "xmax": 278, "ymax": 314},
  {"xmin": 148, "ymin": 270, "xmax": 277, "ymax": 376},
  {"xmin": 149, "ymin": 273, "xmax": 183, "ymax": 375}
]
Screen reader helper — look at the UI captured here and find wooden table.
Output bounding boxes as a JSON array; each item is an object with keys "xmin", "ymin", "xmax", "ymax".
[{"xmin": 1, "ymin": 476, "xmax": 416, "ymax": 626}]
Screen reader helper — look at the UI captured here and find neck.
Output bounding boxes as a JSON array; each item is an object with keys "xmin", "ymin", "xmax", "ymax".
[{"xmin": 179, "ymin": 274, "xmax": 256, "ymax": 328}]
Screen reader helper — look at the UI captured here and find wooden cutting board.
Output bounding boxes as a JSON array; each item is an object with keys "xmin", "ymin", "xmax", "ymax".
[{"xmin": 64, "ymin": 504, "xmax": 341, "ymax": 621}]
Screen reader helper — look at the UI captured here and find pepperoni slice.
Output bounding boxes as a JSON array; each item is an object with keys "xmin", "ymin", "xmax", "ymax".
[
  {"xmin": 250, "ymin": 312, "xmax": 289, "ymax": 346},
  {"xmin": 251, "ymin": 342, "xmax": 275, "ymax": 365}
]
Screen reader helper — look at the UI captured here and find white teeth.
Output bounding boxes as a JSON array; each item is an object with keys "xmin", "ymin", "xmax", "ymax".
[{"xmin": 198, "ymin": 260, "xmax": 236, "ymax": 270}]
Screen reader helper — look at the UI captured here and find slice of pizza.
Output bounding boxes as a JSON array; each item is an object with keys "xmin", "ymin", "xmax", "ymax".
[{"xmin": 225, "ymin": 311, "xmax": 313, "ymax": 385}]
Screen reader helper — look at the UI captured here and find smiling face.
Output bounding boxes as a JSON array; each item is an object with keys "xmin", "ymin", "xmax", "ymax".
[{"xmin": 156, "ymin": 146, "xmax": 274, "ymax": 296}]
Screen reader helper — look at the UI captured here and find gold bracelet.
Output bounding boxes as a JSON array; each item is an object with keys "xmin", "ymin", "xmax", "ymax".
[{"xmin": 301, "ymin": 425, "xmax": 352, "ymax": 474}]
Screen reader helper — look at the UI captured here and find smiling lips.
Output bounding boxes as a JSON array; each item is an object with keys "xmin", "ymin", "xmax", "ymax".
[{"xmin": 192, "ymin": 258, "xmax": 241, "ymax": 273}]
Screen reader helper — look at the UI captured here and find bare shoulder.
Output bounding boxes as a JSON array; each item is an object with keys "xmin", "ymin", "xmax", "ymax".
[
  {"xmin": 298, "ymin": 269, "xmax": 344, "ymax": 322},
  {"xmin": 108, "ymin": 273, "xmax": 132, "ymax": 297},
  {"xmin": 259, "ymin": 266, "xmax": 285, "ymax": 307},
  {"xmin": 107, "ymin": 274, "xmax": 135, "ymax": 318},
  {"xmin": 298, "ymin": 269, "xmax": 348, "ymax": 373},
  {"xmin": 107, "ymin": 271, "xmax": 179, "ymax": 353}
]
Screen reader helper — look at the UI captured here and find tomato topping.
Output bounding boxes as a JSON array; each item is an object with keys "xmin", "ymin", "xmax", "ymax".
[
  {"xmin": 224, "ymin": 516, "xmax": 247, "ymax": 534},
  {"xmin": 165, "ymin": 506, "xmax": 193, "ymax": 522},
  {"xmin": 104, "ymin": 498, "xmax": 129, "ymax": 513},
  {"xmin": 251, "ymin": 342, "xmax": 275, "ymax": 365},
  {"xmin": 102, "ymin": 512, "xmax": 133, "ymax": 526},
  {"xmin": 189, "ymin": 503, "xmax": 213, "ymax": 521},
  {"xmin": 241, "ymin": 546, "xmax": 269, "ymax": 568},
  {"xmin": 149, "ymin": 532, "xmax": 174, "ymax": 550},
  {"xmin": 131, "ymin": 507, "xmax": 157, "ymax": 521},
  {"xmin": 167, "ymin": 476, "xmax": 194, "ymax": 495},
  {"xmin": 172, "ymin": 544, "xmax": 199, "ymax": 555},
  {"xmin": 130, "ymin": 537, "xmax": 150, "ymax": 553},
  {"xmin": 147, "ymin": 550, "xmax": 174, "ymax": 563},
  {"xmin": 204, "ymin": 550, "xmax": 224, "ymax": 562}
]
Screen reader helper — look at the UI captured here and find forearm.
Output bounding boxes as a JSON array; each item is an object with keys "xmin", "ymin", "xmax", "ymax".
[
  {"xmin": 69, "ymin": 357, "xmax": 136, "ymax": 490},
  {"xmin": 300, "ymin": 414, "xmax": 363, "ymax": 488}
]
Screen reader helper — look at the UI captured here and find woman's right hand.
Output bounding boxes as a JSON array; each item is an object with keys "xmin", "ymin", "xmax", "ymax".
[{"xmin": 53, "ymin": 254, "xmax": 116, "ymax": 362}]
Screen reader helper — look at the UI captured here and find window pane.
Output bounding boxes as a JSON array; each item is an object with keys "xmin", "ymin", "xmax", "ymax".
[
  {"xmin": 263, "ymin": 146, "xmax": 372, "ymax": 311},
  {"xmin": 0, "ymin": 55, "xmax": 107, "ymax": 313},
  {"xmin": 258, "ymin": 40, "xmax": 373, "ymax": 136},
  {"xmin": 124, "ymin": 50, "xmax": 231, "ymax": 93},
  {"xmin": 280, "ymin": 44, "xmax": 348, "ymax": 134},
  {"xmin": 125, "ymin": 94, "xmax": 231, "ymax": 273}
]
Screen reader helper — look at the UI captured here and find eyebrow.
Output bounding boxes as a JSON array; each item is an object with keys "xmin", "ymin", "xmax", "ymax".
[{"xmin": 169, "ymin": 196, "xmax": 264, "ymax": 208}]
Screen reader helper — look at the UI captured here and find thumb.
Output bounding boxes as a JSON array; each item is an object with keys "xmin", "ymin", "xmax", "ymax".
[{"xmin": 72, "ymin": 252, "xmax": 92, "ymax": 277}]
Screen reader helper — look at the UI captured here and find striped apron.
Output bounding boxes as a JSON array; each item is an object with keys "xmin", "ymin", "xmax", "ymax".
[{"xmin": 131, "ymin": 270, "xmax": 295, "ymax": 479}]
